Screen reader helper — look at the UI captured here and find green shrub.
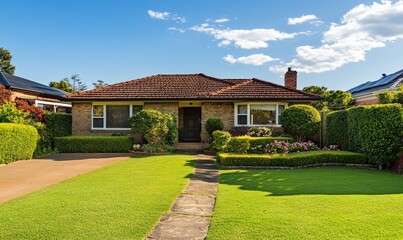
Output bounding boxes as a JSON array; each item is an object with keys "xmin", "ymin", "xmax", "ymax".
[
  {"xmin": 348, "ymin": 104, "xmax": 402, "ymax": 167},
  {"xmin": 235, "ymin": 136, "xmax": 294, "ymax": 153},
  {"xmin": 212, "ymin": 130, "xmax": 231, "ymax": 151},
  {"xmin": 129, "ymin": 109, "xmax": 177, "ymax": 146},
  {"xmin": 280, "ymin": 105, "xmax": 321, "ymax": 141},
  {"xmin": 205, "ymin": 118, "xmax": 224, "ymax": 136},
  {"xmin": 0, "ymin": 101, "xmax": 28, "ymax": 124},
  {"xmin": 0, "ymin": 123, "xmax": 38, "ymax": 164},
  {"xmin": 325, "ymin": 110, "xmax": 348, "ymax": 149},
  {"xmin": 217, "ymin": 150, "xmax": 367, "ymax": 167},
  {"xmin": 142, "ymin": 143, "xmax": 174, "ymax": 154},
  {"xmin": 226, "ymin": 138, "xmax": 250, "ymax": 154},
  {"xmin": 46, "ymin": 113, "xmax": 72, "ymax": 137},
  {"xmin": 54, "ymin": 136, "xmax": 133, "ymax": 153},
  {"xmin": 326, "ymin": 104, "xmax": 403, "ymax": 168}
]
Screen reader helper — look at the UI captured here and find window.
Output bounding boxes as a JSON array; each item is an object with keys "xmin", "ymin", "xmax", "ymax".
[
  {"xmin": 92, "ymin": 104, "xmax": 143, "ymax": 129},
  {"xmin": 235, "ymin": 103, "xmax": 287, "ymax": 126},
  {"xmin": 237, "ymin": 105, "xmax": 248, "ymax": 125}
]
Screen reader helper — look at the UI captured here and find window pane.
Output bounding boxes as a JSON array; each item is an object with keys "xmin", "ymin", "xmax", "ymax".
[
  {"xmin": 278, "ymin": 105, "xmax": 285, "ymax": 125},
  {"xmin": 250, "ymin": 104, "xmax": 276, "ymax": 125},
  {"xmin": 237, "ymin": 115, "xmax": 247, "ymax": 125},
  {"xmin": 132, "ymin": 105, "xmax": 143, "ymax": 115},
  {"xmin": 93, "ymin": 118, "xmax": 104, "ymax": 128},
  {"xmin": 93, "ymin": 105, "xmax": 104, "ymax": 117},
  {"xmin": 106, "ymin": 105, "xmax": 130, "ymax": 128},
  {"xmin": 238, "ymin": 105, "xmax": 247, "ymax": 114}
]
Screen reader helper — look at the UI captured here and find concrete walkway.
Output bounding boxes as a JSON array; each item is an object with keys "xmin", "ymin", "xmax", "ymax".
[
  {"xmin": 0, "ymin": 153, "xmax": 131, "ymax": 204},
  {"xmin": 147, "ymin": 154, "xmax": 219, "ymax": 240}
]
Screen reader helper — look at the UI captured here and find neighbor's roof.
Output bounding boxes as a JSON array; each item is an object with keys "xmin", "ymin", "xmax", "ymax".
[
  {"xmin": 348, "ymin": 69, "xmax": 403, "ymax": 97},
  {"xmin": 64, "ymin": 73, "xmax": 321, "ymax": 101},
  {"xmin": 0, "ymin": 72, "xmax": 68, "ymax": 99}
]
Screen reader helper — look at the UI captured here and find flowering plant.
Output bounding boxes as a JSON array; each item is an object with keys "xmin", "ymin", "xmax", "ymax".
[
  {"xmin": 133, "ymin": 144, "xmax": 142, "ymax": 151},
  {"xmin": 264, "ymin": 140, "xmax": 320, "ymax": 154},
  {"xmin": 323, "ymin": 145, "xmax": 338, "ymax": 150},
  {"xmin": 246, "ymin": 127, "xmax": 272, "ymax": 137}
]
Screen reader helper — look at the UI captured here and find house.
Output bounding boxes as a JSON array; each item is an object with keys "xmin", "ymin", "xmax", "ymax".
[
  {"xmin": 64, "ymin": 68, "xmax": 321, "ymax": 144},
  {"xmin": 0, "ymin": 72, "xmax": 72, "ymax": 112},
  {"xmin": 348, "ymin": 69, "xmax": 403, "ymax": 105}
]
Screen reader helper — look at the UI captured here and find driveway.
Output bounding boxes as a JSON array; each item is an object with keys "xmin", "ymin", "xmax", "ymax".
[{"xmin": 0, "ymin": 153, "xmax": 131, "ymax": 204}]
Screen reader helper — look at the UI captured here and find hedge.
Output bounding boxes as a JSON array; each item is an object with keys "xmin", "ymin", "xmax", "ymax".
[
  {"xmin": 0, "ymin": 123, "xmax": 38, "ymax": 164},
  {"xmin": 326, "ymin": 104, "xmax": 402, "ymax": 167},
  {"xmin": 217, "ymin": 150, "xmax": 367, "ymax": 167},
  {"xmin": 325, "ymin": 110, "xmax": 348, "ymax": 149},
  {"xmin": 47, "ymin": 113, "xmax": 72, "ymax": 137},
  {"xmin": 232, "ymin": 136, "xmax": 294, "ymax": 153},
  {"xmin": 54, "ymin": 136, "xmax": 133, "ymax": 153}
]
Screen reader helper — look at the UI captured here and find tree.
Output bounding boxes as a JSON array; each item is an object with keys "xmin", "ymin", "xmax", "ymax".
[
  {"xmin": 302, "ymin": 85, "xmax": 327, "ymax": 95},
  {"xmin": 49, "ymin": 78, "xmax": 74, "ymax": 93},
  {"xmin": 0, "ymin": 47, "xmax": 16, "ymax": 74},
  {"xmin": 377, "ymin": 85, "xmax": 403, "ymax": 104},
  {"xmin": 92, "ymin": 80, "xmax": 108, "ymax": 89},
  {"xmin": 71, "ymin": 74, "xmax": 87, "ymax": 92},
  {"xmin": 303, "ymin": 85, "xmax": 354, "ymax": 110}
]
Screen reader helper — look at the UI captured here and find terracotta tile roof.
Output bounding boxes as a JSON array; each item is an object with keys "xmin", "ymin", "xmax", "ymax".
[{"xmin": 64, "ymin": 73, "xmax": 321, "ymax": 101}]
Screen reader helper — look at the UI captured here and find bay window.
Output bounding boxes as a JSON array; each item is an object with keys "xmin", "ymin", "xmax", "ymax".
[
  {"xmin": 92, "ymin": 104, "xmax": 143, "ymax": 129},
  {"xmin": 235, "ymin": 103, "xmax": 287, "ymax": 126}
]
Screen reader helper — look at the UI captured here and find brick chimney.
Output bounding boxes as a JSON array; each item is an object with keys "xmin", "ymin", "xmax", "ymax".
[{"xmin": 284, "ymin": 67, "xmax": 297, "ymax": 89}]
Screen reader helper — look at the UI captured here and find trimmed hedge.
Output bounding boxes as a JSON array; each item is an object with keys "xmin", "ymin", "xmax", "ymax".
[
  {"xmin": 280, "ymin": 105, "xmax": 321, "ymax": 141},
  {"xmin": 326, "ymin": 104, "xmax": 402, "ymax": 167},
  {"xmin": 47, "ymin": 113, "xmax": 72, "ymax": 137},
  {"xmin": 217, "ymin": 150, "xmax": 367, "ymax": 167},
  {"xmin": 54, "ymin": 136, "xmax": 133, "ymax": 153},
  {"xmin": 325, "ymin": 110, "xmax": 348, "ymax": 149},
  {"xmin": 232, "ymin": 136, "xmax": 294, "ymax": 153},
  {"xmin": 0, "ymin": 123, "xmax": 38, "ymax": 164}
]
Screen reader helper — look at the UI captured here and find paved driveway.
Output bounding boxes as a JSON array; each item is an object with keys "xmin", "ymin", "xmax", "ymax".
[{"xmin": 0, "ymin": 153, "xmax": 131, "ymax": 204}]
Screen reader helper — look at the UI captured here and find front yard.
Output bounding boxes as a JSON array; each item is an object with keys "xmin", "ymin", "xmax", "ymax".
[
  {"xmin": 0, "ymin": 155, "xmax": 196, "ymax": 239},
  {"xmin": 208, "ymin": 167, "xmax": 403, "ymax": 239}
]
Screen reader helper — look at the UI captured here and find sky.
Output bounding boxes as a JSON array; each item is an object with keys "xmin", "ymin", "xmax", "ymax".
[{"xmin": 1, "ymin": 0, "xmax": 403, "ymax": 91}]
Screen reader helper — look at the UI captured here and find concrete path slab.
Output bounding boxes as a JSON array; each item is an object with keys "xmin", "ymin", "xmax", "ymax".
[
  {"xmin": 0, "ymin": 153, "xmax": 131, "ymax": 204},
  {"xmin": 147, "ymin": 154, "xmax": 218, "ymax": 239}
]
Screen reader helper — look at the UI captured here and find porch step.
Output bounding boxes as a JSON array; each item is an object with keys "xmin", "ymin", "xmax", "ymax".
[{"xmin": 175, "ymin": 142, "xmax": 207, "ymax": 151}]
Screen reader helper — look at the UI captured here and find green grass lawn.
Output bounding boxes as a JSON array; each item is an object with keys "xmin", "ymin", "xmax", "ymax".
[
  {"xmin": 0, "ymin": 154, "xmax": 196, "ymax": 240},
  {"xmin": 208, "ymin": 167, "xmax": 403, "ymax": 240}
]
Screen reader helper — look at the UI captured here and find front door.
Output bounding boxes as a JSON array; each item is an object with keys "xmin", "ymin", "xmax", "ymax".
[{"xmin": 183, "ymin": 107, "xmax": 201, "ymax": 142}]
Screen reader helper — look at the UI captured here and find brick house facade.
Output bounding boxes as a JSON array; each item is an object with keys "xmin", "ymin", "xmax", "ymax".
[{"xmin": 66, "ymin": 70, "xmax": 321, "ymax": 143}]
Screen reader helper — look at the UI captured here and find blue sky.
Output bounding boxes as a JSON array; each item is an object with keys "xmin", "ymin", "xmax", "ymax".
[{"xmin": 1, "ymin": 0, "xmax": 403, "ymax": 91}]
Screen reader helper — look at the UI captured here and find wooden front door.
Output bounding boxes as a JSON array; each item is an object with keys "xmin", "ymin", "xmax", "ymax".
[{"xmin": 183, "ymin": 107, "xmax": 201, "ymax": 142}]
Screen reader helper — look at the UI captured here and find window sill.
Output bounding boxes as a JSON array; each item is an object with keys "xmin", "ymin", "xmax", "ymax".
[
  {"xmin": 234, "ymin": 125, "xmax": 282, "ymax": 128},
  {"xmin": 91, "ymin": 128, "xmax": 131, "ymax": 131}
]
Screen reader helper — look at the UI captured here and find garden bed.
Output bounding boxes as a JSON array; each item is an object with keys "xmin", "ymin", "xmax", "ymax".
[{"xmin": 217, "ymin": 150, "xmax": 367, "ymax": 167}]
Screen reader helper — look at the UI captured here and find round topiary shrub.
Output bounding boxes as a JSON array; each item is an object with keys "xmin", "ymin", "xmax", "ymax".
[
  {"xmin": 212, "ymin": 130, "xmax": 231, "ymax": 151},
  {"xmin": 280, "ymin": 105, "xmax": 320, "ymax": 142},
  {"xmin": 205, "ymin": 117, "xmax": 224, "ymax": 136}
]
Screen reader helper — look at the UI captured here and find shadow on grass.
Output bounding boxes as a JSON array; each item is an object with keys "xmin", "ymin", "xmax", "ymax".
[{"xmin": 219, "ymin": 167, "xmax": 403, "ymax": 196}]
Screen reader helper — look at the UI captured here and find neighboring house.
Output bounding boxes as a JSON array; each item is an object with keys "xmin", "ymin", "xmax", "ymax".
[
  {"xmin": 64, "ymin": 68, "xmax": 321, "ymax": 143},
  {"xmin": 0, "ymin": 72, "xmax": 72, "ymax": 112},
  {"xmin": 348, "ymin": 69, "xmax": 403, "ymax": 105}
]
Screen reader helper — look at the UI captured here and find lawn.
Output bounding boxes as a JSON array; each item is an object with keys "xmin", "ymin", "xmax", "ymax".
[
  {"xmin": 0, "ymin": 154, "xmax": 196, "ymax": 239},
  {"xmin": 208, "ymin": 167, "xmax": 403, "ymax": 240}
]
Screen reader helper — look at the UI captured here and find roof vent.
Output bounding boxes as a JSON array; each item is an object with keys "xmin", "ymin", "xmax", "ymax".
[{"xmin": 382, "ymin": 73, "xmax": 387, "ymax": 77}]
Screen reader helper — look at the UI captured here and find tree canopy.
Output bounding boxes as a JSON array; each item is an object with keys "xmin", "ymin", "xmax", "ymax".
[
  {"xmin": 377, "ymin": 85, "xmax": 403, "ymax": 104},
  {"xmin": 303, "ymin": 85, "xmax": 354, "ymax": 110},
  {"xmin": 49, "ymin": 78, "xmax": 74, "ymax": 93},
  {"xmin": 92, "ymin": 80, "xmax": 108, "ymax": 89},
  {"xmin": 0, "ymin": 47, "xmax": 16, "ymax": 74}
]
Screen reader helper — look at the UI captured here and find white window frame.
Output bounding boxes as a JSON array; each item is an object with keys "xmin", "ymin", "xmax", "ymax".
[
  {"xmin": 234, "ymin": 102, "xmax": 288, "ymax": 127},
  {"xmin": 91, "ymin": 102, "xmax": 143, "ymax": 130}
]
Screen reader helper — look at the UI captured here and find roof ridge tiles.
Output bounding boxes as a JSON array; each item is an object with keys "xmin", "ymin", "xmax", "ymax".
[{"xmin": 251, "ymin": 78, "xmax": 322, "ymax": 98}]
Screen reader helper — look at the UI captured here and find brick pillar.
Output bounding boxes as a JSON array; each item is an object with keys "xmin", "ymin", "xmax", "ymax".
[{"xmin": 284, "ymin": 67, "xmax": 297, "ymax": 89}]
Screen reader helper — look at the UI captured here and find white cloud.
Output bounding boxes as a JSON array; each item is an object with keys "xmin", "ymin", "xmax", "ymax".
[
  {"xmin": 224, "ymin": 54, "xmax": 279, "ymax": 66},
  {"xmin": 190, "ymin": 23, "xmax": 298, "ymax": 49},
  {"xmin": 167, "ymin": 27, "xmax": 185, "ymax": 33},
  {"xmin": 148, "ymin": 10, "xmax": 186, "ymax": 23},
  {"xmin": 271, "ymin": 0, "xmax": 403, "ymax": 74},
  {"xmin": 288, "ymin": 14, "xmax": 319, "ymax": 25},
  {"xmin": 148, "ymin": 10, "xmax": 170, "ymax": 20},
  {"xmin": 215, "ymin": 18, "xmax": 230, "ymax": 23}
]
